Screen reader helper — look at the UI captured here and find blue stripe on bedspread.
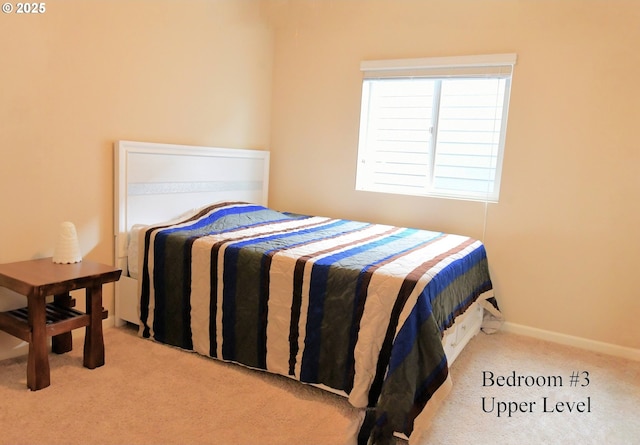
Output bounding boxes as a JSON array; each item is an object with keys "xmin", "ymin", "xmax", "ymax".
[
  {"xmin": 150, "ymin": 203, "xmax": 290, "ymax": 346},
  {"xmin": 218, "ymin": 219, "xmax": 366, "ymax": 365},
  {"xmin": 301, "ymin": 228, "xmax": 442, "ymax": 387},
  {"xmin": 370, "ymin": 242, "xmax": 492, "ymax": 440}
]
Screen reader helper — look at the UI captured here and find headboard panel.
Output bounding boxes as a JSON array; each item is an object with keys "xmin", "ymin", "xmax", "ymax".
[{"xmin": 114, "ymin": 140, "xmax": 270, "ymax": 268}]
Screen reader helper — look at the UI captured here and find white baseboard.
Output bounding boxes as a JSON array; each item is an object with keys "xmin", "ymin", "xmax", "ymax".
[
  {"xmin": 0, "ymin": 336, "xmax": 29, "ymax": 361},
  {"xmin": 502, "ymin": 321, "xmax": 640, "ymax": 362}
]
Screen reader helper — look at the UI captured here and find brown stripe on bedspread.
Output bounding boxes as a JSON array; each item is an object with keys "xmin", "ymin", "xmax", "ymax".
[
  {"xmin": 367, "ymin": 236, "xmax": 477, "ymax": 407},
  {"xmin": 345, "ymin": 232, "xmax": 446, "ymax": 394},
  {"xmin": 140, "ymin": 201, "xmax": 242, "ymax": 338},
  {"xmin": 200, "ymin": 215, "xmax": 337, "ymax": 361},
  {"xmin": 286, "ymin": 224, "xmax": 397, "ymax": 376}
]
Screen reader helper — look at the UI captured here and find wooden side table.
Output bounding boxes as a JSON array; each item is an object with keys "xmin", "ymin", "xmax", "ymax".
[{"xmin": 0, "ymin": 258, "xmax": 121, "ymax": 390}]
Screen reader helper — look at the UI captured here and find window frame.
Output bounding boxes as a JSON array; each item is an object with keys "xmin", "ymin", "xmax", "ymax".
[{"xmin": 356, "ymin": 53, "xmax": 517, "ymax": 202}]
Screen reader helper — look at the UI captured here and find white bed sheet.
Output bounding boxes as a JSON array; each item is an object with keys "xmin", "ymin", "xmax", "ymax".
[
  {"xmin": 127, "ymin": 224, "xmax": 147, "ymax": 279},
  {"xmin": 127, "ymin": 207, "xmax": 208, "ymax": 279}
]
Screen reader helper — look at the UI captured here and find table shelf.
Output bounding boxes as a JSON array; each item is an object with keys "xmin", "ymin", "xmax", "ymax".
[{"xmin": 0, "ymin": 303, "xmax": 108, "ymax": 343}]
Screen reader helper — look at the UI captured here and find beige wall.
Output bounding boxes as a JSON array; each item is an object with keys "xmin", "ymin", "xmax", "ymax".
[
  {"xmin": 0, "ymin": 0, "xmax": 638, "ymax": 359},
  {"xmin": 0, "ymin": 0, "xmax": 273, "ymax": 354},
  {"xmin": 267, "ymin": 1, "xmax": 640, "ymax": 350}
]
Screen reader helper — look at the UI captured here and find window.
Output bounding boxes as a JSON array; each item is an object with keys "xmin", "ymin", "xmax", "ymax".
[{"xmin": 356, "ymin": 54, "xmax": 516, "ymax": 202}]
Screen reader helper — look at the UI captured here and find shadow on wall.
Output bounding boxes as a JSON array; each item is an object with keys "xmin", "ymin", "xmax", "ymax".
[{"xmin": 0, "ymin": 288, "xmax": 29, "ymax": 361}]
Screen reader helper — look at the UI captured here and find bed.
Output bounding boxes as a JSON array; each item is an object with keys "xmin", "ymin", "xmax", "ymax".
[{"xmin": 114, "ymin": 140, "xmax": 501, "ymax": 445}]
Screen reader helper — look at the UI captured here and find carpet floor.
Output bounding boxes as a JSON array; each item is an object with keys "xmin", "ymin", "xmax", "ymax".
[{"xmin": 0, "ymin": 326, "xmax": 638, "ymax": 445}]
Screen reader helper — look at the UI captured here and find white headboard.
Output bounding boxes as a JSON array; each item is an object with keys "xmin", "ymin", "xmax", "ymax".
[{"xmin": 114, "ymin": 140, "xmax": 270, "ymax": 270}]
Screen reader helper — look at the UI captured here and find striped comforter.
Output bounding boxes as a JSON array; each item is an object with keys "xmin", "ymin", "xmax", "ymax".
[{"xmin": 139, "ymin": 202, "xmax": 495, "ymax": 444}]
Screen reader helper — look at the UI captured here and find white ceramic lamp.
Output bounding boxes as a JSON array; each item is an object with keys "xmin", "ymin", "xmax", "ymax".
[{"xmin": 52, "ymin": 222, "xmax": 82, "ymax": 264}]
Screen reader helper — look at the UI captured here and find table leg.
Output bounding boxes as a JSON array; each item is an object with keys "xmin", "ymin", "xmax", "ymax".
[
  {"xmin": 27, "ymin": 296, "xmax": 50, "ymax": 390},
  {"xmin": 52, "ymin": 292, "xmax": 73, "ymax": 354},
  {"xmin": 83, "ymin": 284, "xmax": 105, "ymax": 369}
]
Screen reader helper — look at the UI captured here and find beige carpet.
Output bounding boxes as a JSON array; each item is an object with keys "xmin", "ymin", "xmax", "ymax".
[
  {"xmin": 425, "ymin": 331, "xmax": 640, "ymax": 445},
  {"xmin": 0, "ymin": 326, "xmax": 638, "ymax": 445}
]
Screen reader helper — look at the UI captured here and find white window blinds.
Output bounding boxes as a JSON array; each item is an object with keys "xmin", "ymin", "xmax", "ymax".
[{"xmin": 356, "ymin": 53, "xmax": 516, "ymax": 201}]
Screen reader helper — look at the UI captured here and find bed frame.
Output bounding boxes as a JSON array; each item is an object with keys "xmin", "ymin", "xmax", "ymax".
[
  {"xmin": 113, "ymin": 140, "xmax": 270, "ymax": 326},
  {"xmin": 112, "ymin": 140, "xmax": 484, "ymax": 443}
]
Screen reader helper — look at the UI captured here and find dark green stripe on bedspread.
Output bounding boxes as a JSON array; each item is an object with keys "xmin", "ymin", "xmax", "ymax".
[{"xmin": 371, "ymin": 247, "xmax": 493, "ymax": 441}]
